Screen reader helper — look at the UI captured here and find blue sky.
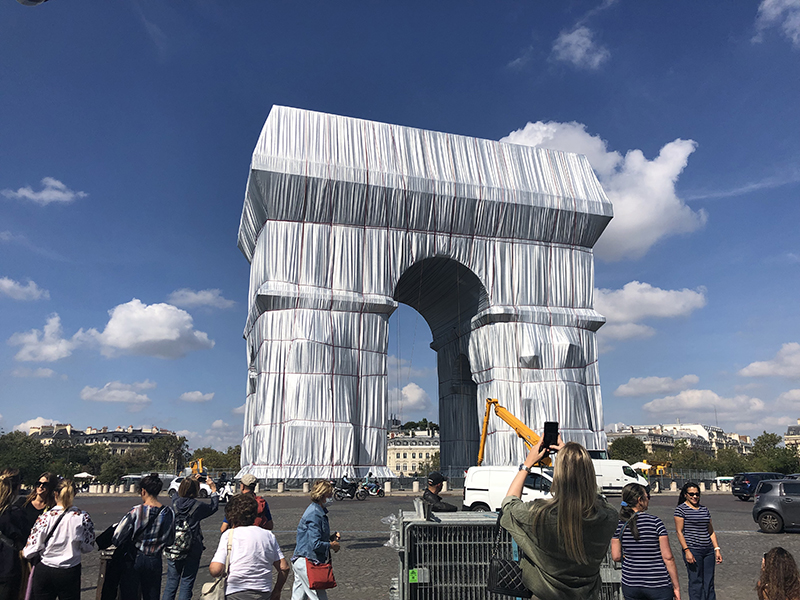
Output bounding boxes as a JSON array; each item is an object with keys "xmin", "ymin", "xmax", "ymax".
[{"xmin": 2, "ymin": 1, "xmax": 800, "ymax": 450}]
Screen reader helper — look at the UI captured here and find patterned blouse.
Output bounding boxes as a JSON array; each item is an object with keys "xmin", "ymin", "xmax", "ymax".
[{"xmin": 22, "ymin": 506, "xmax": 95, "ymax": 569}]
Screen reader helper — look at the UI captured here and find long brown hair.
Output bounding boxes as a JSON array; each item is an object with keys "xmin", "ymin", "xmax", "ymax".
[
  {"xmin": 532, "ymin": 442, "xmax": 598, "ymax": 564},
  {"xmin": 758, "ymin": 547, "xmax": 800, "ymax": 600},
  {"xmin": 0, "ymin": 469, "xmax": 21, "ymax": 515},
  {"xmin": 619, "ymin": 483, "xmax": 649, "ymax": 541},
  {"xmin": 24, "ymin": 472, "xmax": 58, "ymax": 509}
]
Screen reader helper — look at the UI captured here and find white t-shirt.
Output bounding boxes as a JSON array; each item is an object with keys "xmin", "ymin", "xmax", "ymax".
[{"xmin": 211, "ymin": 526, "xmax": 284, "ymax": 594}]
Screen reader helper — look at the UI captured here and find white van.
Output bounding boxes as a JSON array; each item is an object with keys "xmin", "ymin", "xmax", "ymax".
[
  {"xmin": 463, "ymin": 466, "xmax": 553, "ymax": 512},
  {"xmin": 592, "ymin": 459, "xmax": 648, "ymax": 494}
]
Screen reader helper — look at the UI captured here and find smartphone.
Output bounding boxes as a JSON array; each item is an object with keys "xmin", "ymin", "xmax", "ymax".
[{"xmin": 543, "ymin": 421, "xmax": 559, "ymax": 448}]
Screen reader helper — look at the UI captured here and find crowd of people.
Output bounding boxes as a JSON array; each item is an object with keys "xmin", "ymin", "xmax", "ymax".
[{"xmin": 3, "ymin": 449, "xmax": 800, "ymax": 600}]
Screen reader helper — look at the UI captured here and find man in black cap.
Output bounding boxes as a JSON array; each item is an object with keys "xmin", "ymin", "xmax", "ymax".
[{"xmin": 422, "ymin": 471, "xmax": 458, "ymax": 512}]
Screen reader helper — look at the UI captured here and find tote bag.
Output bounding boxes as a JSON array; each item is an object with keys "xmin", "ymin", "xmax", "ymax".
[
  {"xmin": 486, "ymin": 510, "xmax": 532, "ymax": 598},
  {"xmin": 307, "ymin": 557, "xmax": 336, "ymax": 590},
  {"xmin": 201, "ymin": 531, "xmax": 233, "ymax": 600}
]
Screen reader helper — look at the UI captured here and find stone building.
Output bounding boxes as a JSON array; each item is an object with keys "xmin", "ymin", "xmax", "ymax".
[
  {"xmin": 28, "ymin": 424, "xmax": 177, "ymax": 455},
  {"xmin": 387, "ymin": 430, "xmax": 440, "ymax": 476}
]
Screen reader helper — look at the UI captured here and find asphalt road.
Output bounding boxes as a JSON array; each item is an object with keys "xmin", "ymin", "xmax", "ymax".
[{"xmin": 69, "ymin": 491, "xmax": 797, "ymax": 600}]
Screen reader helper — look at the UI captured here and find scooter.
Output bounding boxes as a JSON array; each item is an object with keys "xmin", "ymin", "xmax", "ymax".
[
  {"xmin": 217, "ymin": 480, "xmax": 235, "ymax": 503},
  {"xmin": 360, "ymin": 482, "xmax": 385, "ymax": 498}
]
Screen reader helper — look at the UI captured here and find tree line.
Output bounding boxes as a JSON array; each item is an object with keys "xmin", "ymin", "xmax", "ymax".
[
  {"xmin": 609, "ymin": 431, "xmax": 800, "ymax": 476},
  {"xmin": 0, "ymin": 430, "xmax": 242, "ymax": 485}
]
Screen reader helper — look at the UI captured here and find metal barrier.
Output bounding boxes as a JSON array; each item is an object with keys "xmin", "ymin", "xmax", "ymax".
[{"xmin": 393, "ymin": 504, "xmax": 621, "ymax": 600}]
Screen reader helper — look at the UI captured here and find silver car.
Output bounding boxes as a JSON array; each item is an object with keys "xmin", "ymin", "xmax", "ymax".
[{"xmin": 752, "ymin": 479, "xmax": 800, "ymax": 533}]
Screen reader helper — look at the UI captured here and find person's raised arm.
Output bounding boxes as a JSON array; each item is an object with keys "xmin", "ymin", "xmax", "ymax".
[
  {"xmin": 659, "ymin": 535, "xmax": 681, "ymax": 600},
  {"xmin": 506, "ymin": 435, "xmax": 564, "ymax": 499}
]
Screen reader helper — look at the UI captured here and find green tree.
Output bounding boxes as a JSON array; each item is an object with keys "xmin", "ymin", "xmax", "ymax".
[
  {"xmin": 0, "ymin": 431, "xmax": 52, "ymax": 484},
  {"xmin": 99, "ymin": 456, "xmax": 126, "ymax": 484},
  {"xmin": 713, "ymin": 448, "xmax": 748, "ymax": 476},
  {"xmin": 671, "ymin": 439, "xmax": 713, "ymax": 470},
  {"xmin": 418, "ymin": 451, "xmax": 440, "ymax": 475},
  {"xmin": 748, "ymin": 431, "xmax": 800, "ymax": 474},
  {"xmin": 148, "ymin": 436, "xmax": 189, "ymax": 472},
  {"xmin": 86, "ymin": 444, "xmax": 112, "ymax": 477},
  {"xmin": 608, "ymin": 437, "xmax": 647, "ymax": 464}
]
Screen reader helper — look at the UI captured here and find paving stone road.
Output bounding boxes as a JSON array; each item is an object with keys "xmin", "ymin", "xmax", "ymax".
[{"xmin": 71, "ymin": 490, "xmax": 800, "ymax": 600}]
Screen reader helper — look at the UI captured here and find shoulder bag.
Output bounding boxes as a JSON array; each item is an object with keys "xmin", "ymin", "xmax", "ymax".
[
  {"xmin": 307, "ymin": 555, "xmax": 337, "ymax": 590},
  {"xmin": 201, "ymin": 530, "xmax": 232, "ymax": 600},
  {"xmin": 486, "ymin": 509, "xmax": 533, "ymax": 598}
]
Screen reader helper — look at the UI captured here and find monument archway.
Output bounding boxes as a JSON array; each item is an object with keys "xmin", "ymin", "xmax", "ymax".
[{"xmin": 237, "ymin": 106, "xmax": 613, "ymax": 479}]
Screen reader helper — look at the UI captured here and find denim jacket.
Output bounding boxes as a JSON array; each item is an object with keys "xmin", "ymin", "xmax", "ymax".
[{"xmin": 293, "ymin": 502, "xmax": 331, "ymax": 564}]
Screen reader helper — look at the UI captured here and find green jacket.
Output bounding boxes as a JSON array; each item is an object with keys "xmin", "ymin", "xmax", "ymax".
[{"xmin": 500, "ymin": 494, "xmax": 618, "ymax": 600}]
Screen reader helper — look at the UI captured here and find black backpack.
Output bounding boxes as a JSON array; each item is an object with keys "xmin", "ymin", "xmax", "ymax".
[{"xmin": 164, "ymin": 502, "xmax": 200, "ymax": 561}]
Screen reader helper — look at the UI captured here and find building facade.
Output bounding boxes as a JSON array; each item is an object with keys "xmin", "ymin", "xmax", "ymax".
[
  {"xmin": 607, "ymin": 422, "xmax": 752, "ymax": 456},
  {"xmin": 387, "ymin": 430, "xmax": 440, "ymax": 476},
  {"xmin": 28, "ymin": 424, "xmax": 177, "ymax": 455}
]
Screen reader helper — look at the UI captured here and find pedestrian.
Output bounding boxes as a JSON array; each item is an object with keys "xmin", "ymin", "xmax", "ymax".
[
  {"xmin": 757, "ymin": 547, "xmax": 800, "ymax": 600},
  {"xmin": 500, "ymin": 437, "xmax": 618, "ymax": 600},
  {"xmin": 611, "ymin": 483, "xmax": 681, "ymax": 600},
  {"xmin": 161, "ymin": 475, "xmax": 219, "ymax": 600},
  {"xmin": 674, "ymin": 482, "xmax": 722, "ymax": 600},
  {"xmin": 421, "ymin": 472, "xmax": 458, "ymax": 512},
  {"xmin": 112, "ymin": 473, "xmax": 175, "ymax": 600},
  {"xmin": 209, "ymin": 493, "xmax": 289, "ymax": 600},
  {"xmin": 291, "ymin": 480, "xmax": 340, "ymax": 600},
  {"xmin": 0, "ymin": 469, "xmax": 27, "ymax": 600},
  {"xmin": 220, "ymin": 474, "xmax": 272, "ymax": 532},
  {"xmin": 15, "ymin": 473, "xmax": 58, "ymax": 535},
  {"xmin": 22, "ymin": 479, "xmax": 95, "ymax": 600}
]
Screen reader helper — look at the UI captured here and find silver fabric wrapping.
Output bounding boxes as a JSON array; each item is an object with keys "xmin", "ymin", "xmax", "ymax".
[{"xmin": 237, "ymin": 106, "xmax": 613, "ymax": 479}]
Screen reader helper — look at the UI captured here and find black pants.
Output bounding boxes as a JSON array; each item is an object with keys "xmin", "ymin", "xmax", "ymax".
[
  {"xmin": 30, "ymin": 563, "xmax": 81, "ymax": 600},
  {"xmin": 0, "ymin": 576, "xmax": 22, "ymax": 600}
]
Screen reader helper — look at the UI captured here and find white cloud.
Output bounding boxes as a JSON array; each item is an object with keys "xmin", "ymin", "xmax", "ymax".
[
  {"xmin": 80, "ymin": 380, "xmax": 156, "ymax": 412},
  {"xmin": 11, "ymin": 367, "xmax": 56, "ymax": 378},
  {"xmin": 167, "ymin": 288, "xmax": 235, "ymax": 309},
  {"xmin": 552, "ymin": 26, "xmax": 610, "ymax": 69},
  {"xmin": 594, "ymin": 281, "xmax": 707, "ymax": 341},
  {"xmin": 734, "ymin": 415, "xmax": 796, "ymax": 433},
  {"xmin": 501, "ymin": 122, "xmax": 706, "ymax": 261},
  {"xmin": 180, "ymin": 391, "xmax": 214, "ymax": 403},
  {"xmin": 642, "ymin": 389, "xmax": 766, "ymax": 417},
  {"xmin": 753, "ymin": 0, "xmax": 800, "ymax": 48},
  {"xmin": 615, "ymin": 375, "xmax": 699, "ymax": 397},
  {"xmin": 387, "ymin": 355, "xmax": 436, "ymax": 382},
  {"xmin": 389, "ymin": 382, "xmax": 433, "ymax": 416},
  {"xmin": 1, "ymin": 177, "xmax": 87, "ymax": 206},
  {"xmin": 88, "ymin": 299, "xmax": 214, "ymax": 359},
  {"xmin": 198, "ymin": 419, "xmax": 242, "ymax": 450},
  {"xmin": 777, "ymin": 389, "xmax": 800, "ymax": 408},
  {"xmin": 739, "ymin": 343, "xmax": 800, "ymax": 378},
  {"xmin": 0, "ymin": 277, "xmax": 49, "ymax": 301},
  {"xmin": 14, "ymin": 417, "xmax": 58, "ymax": 433},
  {"xmin": 8, "ymin": 314, "xmax": 86, "ymax": 362},
  {"xmin": 232, "ymin": 403, "xmax": 246, "ymax": 415}
]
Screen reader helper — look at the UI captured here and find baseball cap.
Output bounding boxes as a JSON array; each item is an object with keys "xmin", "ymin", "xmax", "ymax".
[
  {"xmin": 240, "ymin": 474, "xmax": 258, "ymax": 487},
  {"xmin": 427, "ymin": 472, "xmax": 447, "ymax": 486}
]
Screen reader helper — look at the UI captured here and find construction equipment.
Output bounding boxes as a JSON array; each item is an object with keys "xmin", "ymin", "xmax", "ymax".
[{"xmin": 477, "ymin": 398, "xmax": 551, "ymax": 467}]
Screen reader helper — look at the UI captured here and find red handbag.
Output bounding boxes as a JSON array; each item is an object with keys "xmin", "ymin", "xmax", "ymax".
[{"xmin": 306, "ymin": 559, "xmax": 337, "ymax": 590}]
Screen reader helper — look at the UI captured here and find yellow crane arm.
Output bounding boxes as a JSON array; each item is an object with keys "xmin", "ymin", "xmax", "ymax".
[{"xmin": 477, "ymin": 398, "xmax": 546, "ymax": 466}]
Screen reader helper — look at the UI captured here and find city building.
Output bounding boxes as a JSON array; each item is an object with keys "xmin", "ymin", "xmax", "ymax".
[
  {"xmin": 606, "ymin": 422, "xmax": 752, "ymax": 456},
  {"xmin": 785, "ymin": 419, "xmax": 800, "ymax": 454},
  {"xmin": 28, "ymin": 424, "xmax": 177, "ymax": 455},
  {"xmin": 387, "ymin": 429, "xmax": 440, "ymax": 476}
]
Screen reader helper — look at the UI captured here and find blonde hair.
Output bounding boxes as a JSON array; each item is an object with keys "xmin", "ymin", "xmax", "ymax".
[
  {"xmin": 0, "ymin": 469, "xmax": 21, "ymax": 515},
  {"xmin": 532, "ymin": 442, "xmax": 598, "ymax": 564},
  {"xmin": 310, "ymin": 480, "xmax": 333, "ymax": 503},
  {"xmin": 55, "ymin": 479, "xmax": 75, "ymax": 510}
]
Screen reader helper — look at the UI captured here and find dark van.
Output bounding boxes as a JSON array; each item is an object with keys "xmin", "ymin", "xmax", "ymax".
[{"xmin": 732, "ymin": 472, "xmax": 784, "ymax": 501}]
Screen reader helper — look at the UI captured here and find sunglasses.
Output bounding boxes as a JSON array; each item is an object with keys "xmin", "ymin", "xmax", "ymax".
[
  {"xmin": 37, "ymin": 482, "xmax": 48, "ymax": 488},
  {"xmin": 687, "ymin": 492, "xmax": 701, "ymax": 497}
]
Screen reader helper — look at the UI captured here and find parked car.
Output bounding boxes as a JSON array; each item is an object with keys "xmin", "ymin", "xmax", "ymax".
[
  {"xmin": 752, "ymin": 479, "xmax": 800, "ymax": 533},
  {"xmin": 167, "ymin": 476, "xmax": 213, "ymax": 499},
  {"xmin": 463, "ymin": 466, "xmax": 553, "ymax": 512},
  {"xmin": 591, "ymin": 459, "xmax": 649, "ymax": 495},
  {"xmin": 732, "ymin": 472, "xmax": 784, "ymax": 501}
]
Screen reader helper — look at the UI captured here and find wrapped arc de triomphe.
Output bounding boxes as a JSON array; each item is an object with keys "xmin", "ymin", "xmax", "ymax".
[{"xmin": 237, "ymin": 106, "xmax": 613, "ymax": 480}]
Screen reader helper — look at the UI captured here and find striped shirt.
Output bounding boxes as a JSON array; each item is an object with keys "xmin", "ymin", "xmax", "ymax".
[
  {"xmin": 614, "ymin": 512, "xmax": 671, "ymax": 588},
  {"xmin": 674, "ymin": 503, "xmax": 712, "ymax": 549},
  {"xmin": 112, "ymin": 504, "xmax": 175, "ymax": 556}
]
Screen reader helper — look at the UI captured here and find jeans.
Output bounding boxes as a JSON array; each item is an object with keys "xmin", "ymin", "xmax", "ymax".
[
  {"xmin": 290, "ymin": 558, "xmax": 328, "ymax": 600},
  {"xmin": 162, "ymin": 542, "xmax": 203, "ymax": 600},
  {"xmin": 30, "ymin": 563, "xmax": 81, "ymax": 600},
  {"xmin": 120, "ymin": 552, "xmax": 164, "ymax": 600},
  {"xmin": 684, "ymin": 545, "xmax": 716, "ymax": 600},
  {"xmin": 622, "ymin": 584, "xmax": 675, "ymax": 600}
]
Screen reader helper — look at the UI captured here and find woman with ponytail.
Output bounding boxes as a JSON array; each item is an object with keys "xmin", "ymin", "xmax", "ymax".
[
  {"xmin": 0, "ymin": 469, "xmax": 26, "ymax": 600},
  {"xmin": 23, "ymin": 479, "xmax": 95, "ymax": 600},
  {"xmin": 611, "ymin": 483, "xmax": 680, "ymax": 600}
]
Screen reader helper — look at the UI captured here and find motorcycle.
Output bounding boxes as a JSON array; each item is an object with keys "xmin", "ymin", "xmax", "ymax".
[
  {"xmin": 360, "ymin": 481, "xmax": 385, "ymax": 498},
  {"xmin": 333, "ymin": 479, "xmax": 367, "ymax": 501},
  {"xmin": 217, "ymin": 480, "xmax": 236, "ymax": 503}
]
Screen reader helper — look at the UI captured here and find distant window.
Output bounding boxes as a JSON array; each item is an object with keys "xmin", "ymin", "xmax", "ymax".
[
  {"xmin": 426, "ymin": 453, "xmax": 430, "ymax": 458},
  {"xmin": 412, "ymin": 453, "xmax": 416, "ymax": 459},
  {"xmin": 402, "ymin": 464, "xmax": 407, "ymax": 471},
  {"xmin": 622, "ymin": 466, "xmax": 637, "ymax": 479},
  {"xmin": 412, "ymin": 463, "xmax": 417, "ymax": 471},
  {"xmin": 403, "ymin": 453, "xmax": 407, "ymax": 458},
  {"xmin": 396, "ymin": 453, "xmax": 400, "ymax": 459}
]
